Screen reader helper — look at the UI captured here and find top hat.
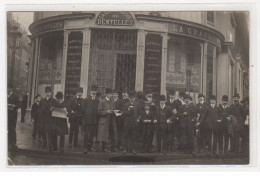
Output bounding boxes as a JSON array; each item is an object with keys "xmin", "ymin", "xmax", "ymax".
[
  {"xmin": 112, "ymin": 89, "xmax": 119, "ymax": 94},
  {"xmin": 77, "ymin": 87, "xmax": 83, "ymax": 93},
  {"xmin": 55, "ymin": 91, "xmax": 63, "ymax": 100},
  {"xmin": 198, "ymin": 93, "xmax": 205, "ymax": 98},
  {"xmin": 179, "ymin": 91, "xmax": 186, "ymax": 98},
  {"xmin": 90, "ymin": 85, "xmax": 98, "ymax": 91},
  {"xmin": 136, "ymin": 91, "xmax": 143, "ymax": 99},
  {"xmin": 45, "ymin": 86, "xmax": 52, "ymax": 93},
  {"xmin": 184, "ymin": 94, "xmax": 192, "ymax": 100},
  {"xmin": 209, "ymin": 95, "xmax": 217, "ymax": 100},
  {"xmin": 222, "ymin": 95, "xmax": 228, "ymax": 101}
]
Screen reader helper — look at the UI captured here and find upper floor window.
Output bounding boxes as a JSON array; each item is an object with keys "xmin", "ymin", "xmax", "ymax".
[{"xmin": 207, "ymin": 11, "xmax": 215, "ymax": 25}]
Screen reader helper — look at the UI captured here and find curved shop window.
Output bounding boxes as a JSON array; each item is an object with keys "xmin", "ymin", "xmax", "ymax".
[
  {"xmin": 37, "ymin": 32, "xmax": 63, "ymax": 97},
  {"xmin": 166, "ymin": 36, "xmax": 202, "ymax": 103}
]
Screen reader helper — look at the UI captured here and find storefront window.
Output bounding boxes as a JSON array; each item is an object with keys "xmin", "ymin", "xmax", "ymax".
[
  {"xmin": 166, "ymin": 36, "xmax": 201, "ymax": 102},
  {"xmin": 37, "ymin": 32, "xmax": 63, "ymax": 97}
]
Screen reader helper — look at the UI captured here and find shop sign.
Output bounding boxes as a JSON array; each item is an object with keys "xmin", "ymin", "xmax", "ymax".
[
  {"xmin": 96, "ymin": 12, "xmax": 135, "ymax": 26},
  {"xmin": 143, "ymin": 33, "xmax": 162, "ymax": 94},
  {"xmin": 168, "ymin": 23, "xmax": 221, "ymax": 44},
  {"xmin": 33, "ymin": 21, "xmax": 64, "ymax": 34}
]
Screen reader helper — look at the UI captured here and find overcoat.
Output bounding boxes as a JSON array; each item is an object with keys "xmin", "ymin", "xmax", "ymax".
[
  {"xmin": 49, "ymin": 101, "xmax": 69, "ymax": 136},
  {"xmin": 97, "ymin": 98, "xmax": 115, "ymax": 142},
  {"xmin": 202, "ymin": 105, "xmax": 221, "ymax": 130},
  {"xmin": 67, "ymin": 96, "xmax": 85, "ymax": 124},
  {"xmin": 37, "ymin": 97, "xmax": 56, "ymax": 133},
  {"xmin": 123, "ymin": 100, "xmax": 140, "ymax": 129},
  {"xmin": 82, "ymin": 97, "xmax": 99, "ymax": 125},
  {"xmin": 8, "ymin": 93, "xmax": 20, "ymax": 121}
]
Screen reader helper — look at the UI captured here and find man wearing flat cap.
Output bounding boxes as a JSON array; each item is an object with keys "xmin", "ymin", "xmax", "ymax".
[
  {"xmin": 67, "ymin": 87, "xmax": 85, "ymax": 147},
  {"xmin": 97, "ymin": 88, "xmax": 115, "ymax": 152},
  {"xmin": 37, "ymin": 86, "xmax": 56, "ymax": 149},
  {"xmin": 82, "ymin": 85, "xmax": 99, "ymax": 153}
]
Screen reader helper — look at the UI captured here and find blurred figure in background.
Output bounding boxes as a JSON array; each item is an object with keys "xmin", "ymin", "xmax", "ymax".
[
  {"xmin": 31, "ymin": 95, "xmax": 41, "ymax": 143},
  {"xmin": 20, "ymin": 92, "xmax": 28, "ymax": 123}
]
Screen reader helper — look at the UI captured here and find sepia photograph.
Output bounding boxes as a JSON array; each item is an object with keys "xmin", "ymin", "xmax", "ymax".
[{"xmin": 6, "ymin": 10, "xmax": 250, "ymax": 166}]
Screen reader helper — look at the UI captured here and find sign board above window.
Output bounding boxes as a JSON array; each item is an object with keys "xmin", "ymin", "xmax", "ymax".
[{"xmin": 96, "ymin": 12, "xmax": 135, "ymax": 26}]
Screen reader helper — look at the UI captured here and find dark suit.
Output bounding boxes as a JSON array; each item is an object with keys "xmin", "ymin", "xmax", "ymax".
[
  {"xmin": 31, "ymin": 102, "xmax": 40, "ymax": 139},
  {"xmin": 196, "ymin": 102, "xmax": 208, "ymax": 151},
  {"xmin": 82, "ymin": 97, "xmax": 99, "ymax": 150},
  {"xmin": 37, "ymin": 97, "xmax": 56, "ymax": 147},
  {"xmin": 8, "ymin": 92, "xmax": 20, "ymax": 147},
  {"xmin": 67, "ymin": 96, "xmax": 85, "ymax": 145},
  {"xmin": 218, "ymin": 104, "xmax": 231, "ymax": 153},
  {"xmin": 156, "ymin": 105, "xmax": 174, "ymax": 152},
  {"xmin": 203, "ymin": 105, "xmax": 221, "ymax": 153},
  {"xmin": 122, "ymin": 101, "xmax": 139, "ymax": 151},
  {"xmin": 113, "ymin": 98, "xmax": 125, "ymax": 149},
  {"xmin": 230, "ymin": 103, "xmax": 245, "ymax": 153},
  {"xmin": 178, "ymin": 103, "xmax": 197, "ymax": 153},
  {"xmin": 140, "ymin": 109, "xmax": 155, "ymax": 151}
]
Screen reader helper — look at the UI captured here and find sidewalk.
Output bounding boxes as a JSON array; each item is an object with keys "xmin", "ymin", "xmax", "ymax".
[{"xmin": 12, "ymin": 110, "xmax": 249, "ymax": 164}]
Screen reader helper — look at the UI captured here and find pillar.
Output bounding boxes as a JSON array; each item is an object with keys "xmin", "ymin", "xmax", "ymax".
[
  {"xmin": 160, "ymin": 33, "xmax": 169, "ymax": 95},
  {"xmin": 30, "ymin": 37, "xmax": 39, "ymax": 106},
  {"xmin": 212, "ymin": 46, "xmax": 217, "ymax": 95},
  {"xmin": 80, "ymin": 28, "xmax": 91, "ymax": 98},
  {"xmin": 27, "ymin": 38, "xmax": 35, "ymax": 108},
  {"xmin": 200, "ymin": 42, "xmax": 204, "ymax": 93},
  {"xmin": 61, "ymin": 30, "xmax": 70, "ymax": 95},
  {"xmin": 135, "ymin": 30, "xmax": 146, "ymax": 92},
  {"xmin": 202, "ymin": 41, "xmax": 208, "ymax": 96}
]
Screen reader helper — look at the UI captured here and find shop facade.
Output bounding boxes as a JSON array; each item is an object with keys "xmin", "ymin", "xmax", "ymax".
[{"xmin": 28, "ymin": 11, "xmax": 248, "ymax": 107}]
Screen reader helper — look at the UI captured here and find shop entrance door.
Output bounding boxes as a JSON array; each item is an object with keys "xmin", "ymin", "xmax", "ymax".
[
  {"xmin": 115, "ymin": 54, "xmax": 136, "ymax": 92},
  {"xmin": 88, "ymin": 29, "xmax": 137, "ymax": 93}
]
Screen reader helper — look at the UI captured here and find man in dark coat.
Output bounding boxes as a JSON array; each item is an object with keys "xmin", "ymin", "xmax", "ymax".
[
  {"xmin": 97, "ymin": 88, "xmax": 115, "ymax": 152},
  {"xmin": 82, "ymin": 85, "xmax": 99, "ymax": 153},
  {"xmin": 242, "ymin": 97, "xmax": 249, "ymax": 154},
  {"xmin": 195, "ymin": 93, "xmax": 208, "ymax": 152},
  {"xmin": 37, "ymin": 86, "xmax": 56, "ymax": 148},
  {"xmin": 112, "ymin": 89, "xmax": 124, "ymax": 151},
  {"xmin": 31, "ymin": 95, "xmax": 41, "ymax": 143},
  {"xmin": 166, "ymin": 90, "xmax": 179, "ymax": 151},
  {"xmin": 218, "ymin": 95, "xmax": 231, "ymax": 154},
  {"xmin": 178, "ymin": 94, "xmax": 197, "ymax": 154},
  {"xmin": 67, "ymin": 87, "xmax": 85, "ymax": 147},
  {"xmin": 140, "ymin": 101, "xmax": 155, "ymax": 152},
  {"xmin": 122, "ymin": 91, "xmax": 139, "ymax": 154},
  {"xmin": 156, "ymin": 95, "xmax": 175, "ymax": 155},
  {"xmin": 229, "ymin": 93, "xmax": 245, "ymax": 153},
  {"xmin": 8, "ymin": 88, "xmax": 20, "ymax": 150},
  {"xmin": 20, "ymin": 93, "xmax": 28, "ymax": 123},
  {"xmin": 201, "ymin": 95, "xmax": 221, "ymax": 155}
]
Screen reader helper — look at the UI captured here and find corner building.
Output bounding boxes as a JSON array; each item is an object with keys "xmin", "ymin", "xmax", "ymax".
[{"xmin": 27, "ymin": 11, "xmax": 249, "ymax": 107}]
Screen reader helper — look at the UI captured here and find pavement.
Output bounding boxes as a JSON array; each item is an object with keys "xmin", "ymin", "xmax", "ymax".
[{"xmin": 7, "ymin": 110, "xmax": 250, "ymax": 166}]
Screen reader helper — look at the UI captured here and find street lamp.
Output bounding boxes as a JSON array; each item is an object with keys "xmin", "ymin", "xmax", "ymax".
[{"xmin": 8, "ymin": 26, "xmax": 22, "ymax": 89}]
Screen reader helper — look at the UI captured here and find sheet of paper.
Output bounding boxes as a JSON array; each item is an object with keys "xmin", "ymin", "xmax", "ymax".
[
  {"xmin": 51, "ymin": 108, "xmax": 68, "ymax": 118},
  {"xmin": 114, "ymin": 110, "xmax": 122, "ymax": 116}
]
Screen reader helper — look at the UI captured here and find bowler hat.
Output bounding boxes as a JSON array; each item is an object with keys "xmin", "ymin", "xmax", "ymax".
[
  {"xmin": 184, "ymin": 94, "xmax": 192, "ymax": 100},
  {"xmin": 145, "ymin": 89, "xmax": 153, "ymax": 95},
  {"xmin": 105, "ymin": 88, "xmax": 112, "ymax": 94},
  {"xmin": 77, "ymin": 87, "xmax": 83, "ymax": 93},
  {"xmin": 159, "ymin": 95, "xmax": 166, "ymax": 101},
  {"xmin": 112, "ymin": 89, "xmax": 119, "ymax": 94},
  {"xmin": 222, "ymin": 95, "xmax": 228, "ymax": 101},
  {"xmin": 90, "ymin": 85, "xmax": 98, "ymax": 91},
  {"xmin": 233, "ymin": 93, "xmax": 240, "ymax": 98},
  {"xmin": 144, "ymin": 100, "xmax": 151, "ymax": 106},
  {"xmin": 209, "ymin": 95, "xmax": 216, "ymax": 100},
  {"xmin": 179, "ymin": 91, "xmax": 186, "ymax": 98},
  {"xmin": 168, "ymin": 90, "xmax": 175, "ymax": 96},
  {"xmin": 198, "ymin": 93, "xmax": 205, "ymax": 98},
  {"xmin": 45, "ymin": 86, "xmax": 52, "ymax": 93},
  {"xmin": 136, "ymin": 91, "xmax": 143, "ymax": 99},
  {"xmin": 128, "ymin": 90, "xmax": 136, "ymax": 98},
  {"xmin": 55, "ymin": 91, "xmax": 63, "ymax": 100}
]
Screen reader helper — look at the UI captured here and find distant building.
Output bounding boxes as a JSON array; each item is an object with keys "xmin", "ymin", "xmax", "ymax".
[
  {"xmin": 7, "ymin": 12, "xmax": 31, "ymax": 99},
  {"xmin": 27, "ymin": 11, "xmax": 249, "ymax": 106}
]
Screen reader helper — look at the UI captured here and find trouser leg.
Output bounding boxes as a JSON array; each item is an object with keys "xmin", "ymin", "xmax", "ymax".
[
  {"xmin": 60, "ymin": 135, "xmax": 65, "ymax": 150},
  {"xmin": 52, "ymin": 133, "xmax": 58, "ymax": 150},
  {"xmin": 187, "ymin": 127, "xmax": 194, "ymax": 153},
  {"xmin": 69, "ymin": 121, "xmax": 75, "ymax": 144},
  {"xmin": 205, "ymin": 129, "xmax": 212, "ymax": 152},
  {"xmin": 223, "ymin": 126, "xmax": 230, "ymax": 152},
  {"xmin": 32, "ymin": 122, "xmax": 37, "ymax": 139},
  {"xmin": 74, "ymin": 122, "xmax": 79, "ymax": 145},
  {"xmin": 83, "ymin": 124, "xmax": 88, "ymax": 149},
  {"xmin": 21, "ymin": 109, "xmax": 26, "ymax": 122}
]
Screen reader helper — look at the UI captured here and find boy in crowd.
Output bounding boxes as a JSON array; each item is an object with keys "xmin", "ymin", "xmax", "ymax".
[
  {"xmin": 67, "ymin": 87, "xmax": 85, "ymax": 147},
  {"xmin": 31, "ymin": 95, "xmax": 41, "ymax": 143}
]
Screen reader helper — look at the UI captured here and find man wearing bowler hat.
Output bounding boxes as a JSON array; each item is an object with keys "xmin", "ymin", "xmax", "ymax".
[
  {"xmin": 218, "ymin": 95, "xmax": 231, "ymax": 155},
  {"xmin": 82, "ymin": 85, "xmax": 99, "ymax": 153},
  {"xmin": 67, "ymin": 87, "xmax": 85, "ymax": 147}
]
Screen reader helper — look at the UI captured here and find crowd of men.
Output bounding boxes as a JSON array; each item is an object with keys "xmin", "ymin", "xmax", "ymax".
[{"xmin": 8, "ymin": 85, "xmax": 249, "ymax": 156}]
